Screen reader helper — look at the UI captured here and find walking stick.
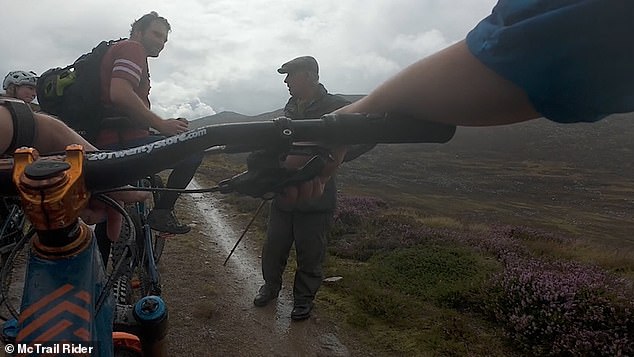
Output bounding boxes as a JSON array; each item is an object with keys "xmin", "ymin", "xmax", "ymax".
[{"xmin": 223, "ymin": 199, "xmax": 267, "ymax": 266}]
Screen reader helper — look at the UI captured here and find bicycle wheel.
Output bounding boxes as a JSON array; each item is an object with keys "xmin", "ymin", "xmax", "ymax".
[
  {"xmin": 113, "ymin": 176, "xmax": 165, "ymax": 302},
  {"xmin": 112, "ymin": 274, "xmax": 134, "ymax": 305},
  {"xmin": 114, "ymin": 206, "xmax": 160, "ymax": 303},
  {"xmin": 0, "ymin": 203, "xmax": 25, "ymax": 270},
  {"xmin": 111, "ymin": 205, "xmax": 141, "ymax": 305}
]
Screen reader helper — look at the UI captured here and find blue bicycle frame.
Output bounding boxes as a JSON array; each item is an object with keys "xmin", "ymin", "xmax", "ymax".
[
  {"xmin": 1, "ymin": 147, "xmax": 168, "ymax": 357},
  {"xmin": 10, "ymin": 229, "xmax": 113, "ymax": 355}
]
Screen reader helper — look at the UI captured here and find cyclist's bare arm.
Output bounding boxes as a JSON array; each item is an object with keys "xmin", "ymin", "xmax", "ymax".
[
  {"xmin": 339, "ymin": 40, "xmax": 540, "ymax": 127},
  {"xmin": 2, "ymin": 106, "xmax": 148, "ymax": 240},
  {"xmin": 279, "ymin": 40, "xmax": 541, "ymax": 205},
  {"xmin": 1, "ymin": 106, "xmax": 97, "ymax": 155},
  {"xmin": 110, "ymin": 78, "xmax": 189, "ymax": 136}
]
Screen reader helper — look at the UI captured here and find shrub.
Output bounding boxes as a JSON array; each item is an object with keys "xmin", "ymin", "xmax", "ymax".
[
  {"xmin": 334, "ymin": 195, "xmax": 387, "ymax": 227},
  {"xmin": 361, "ymin": 244, "xmax": 499, "ymax": 310},
  {"xmin": 328, "ymin": 196, "xmax": 634, "ymax": 356},
  {"xmin": 487, "ymin": 256, "xmax": 634, "ymax": 356},
  {"xmin": 329, "ymin": 212, "xmax": 436, "ymax": 261}
]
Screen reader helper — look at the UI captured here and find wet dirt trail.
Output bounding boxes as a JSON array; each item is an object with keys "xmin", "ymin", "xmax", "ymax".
[{"xmin": 160, "ymin": 178, "xmax": 355, "ymax": 356}]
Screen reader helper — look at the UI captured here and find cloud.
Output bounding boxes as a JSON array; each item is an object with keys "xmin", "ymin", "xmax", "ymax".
[
  {"xmin": 1, "ymin": 0, "xmax": 497, "ymax": 117},
  {"xmin": 152, "ymin": 98, "xmax": 216, "ymax": 120},
  {"xmin": 390, "ymin": 30, "xmax": 449, "ymax": 55}
]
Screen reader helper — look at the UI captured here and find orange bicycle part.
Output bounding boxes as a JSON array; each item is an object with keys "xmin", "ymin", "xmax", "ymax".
[
  {"xmin": 113, "ymin": 331, "xmax": 143, "ymax": 355},
  {"xmin": 12, "ymin": 145, "xmax": 90, "ymax": 232}
]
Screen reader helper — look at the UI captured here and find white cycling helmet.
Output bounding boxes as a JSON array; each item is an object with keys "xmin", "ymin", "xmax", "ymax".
[{"xmin": 3, "ymin": 70, "xmax": 38, "ymax": 90}]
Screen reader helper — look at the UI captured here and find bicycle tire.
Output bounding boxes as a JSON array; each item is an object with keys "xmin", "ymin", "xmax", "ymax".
[
  {"xmin": 110, "ymin": 204, "xmax": 141, "ymax": 305},
  {"xmin": 130, "ymin": 203, "xmax": 162, "ymax": 299},
  {"xmin": 112, "ymin": 274, "xmax": 133, "ymax": 305},
  {"xmin": 111, "ymin": 205, "xmax": 139, "ymax": 280},
  {"xmin": 129, "ymin": 206, "xmax": 151, "ymax": 301},
  {"xmin": 0, "ymin": 203, "xmax": 25, "ymax": 271},
  {"xmin": 112, "ymin": 176, "xmax": 165, "ymax": 303}
]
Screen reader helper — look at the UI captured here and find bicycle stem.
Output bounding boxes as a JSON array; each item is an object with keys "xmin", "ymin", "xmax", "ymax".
[{"xmin": 12, "ymin": 145, "xmax": 92, "ymax": 254}]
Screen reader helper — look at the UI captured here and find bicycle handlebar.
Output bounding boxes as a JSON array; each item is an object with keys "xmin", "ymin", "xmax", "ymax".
[{"xmin": 0, "ymin": 113, "xmax": 455, "ymax": 194}]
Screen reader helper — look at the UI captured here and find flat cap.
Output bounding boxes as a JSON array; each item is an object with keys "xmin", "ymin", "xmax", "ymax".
[{"xmin": 277, "ymin": 56, "xmax": 319, "ymax": 75}]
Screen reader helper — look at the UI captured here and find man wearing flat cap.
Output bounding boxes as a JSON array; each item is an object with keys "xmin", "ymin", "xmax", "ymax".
[{"xmin": 253, "ymin": 56, "xmax": 350, "ymax": 321}]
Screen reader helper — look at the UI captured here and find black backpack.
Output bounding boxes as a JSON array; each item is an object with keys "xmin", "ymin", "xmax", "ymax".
[{"xmin": 37, "ymin": 39, "xmax": 124, "ymax": 140}]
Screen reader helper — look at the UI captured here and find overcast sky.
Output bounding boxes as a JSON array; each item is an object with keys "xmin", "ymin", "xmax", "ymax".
[{"xmin": 2, "ymin": 0, "xmax": 497, "ymax": 119}]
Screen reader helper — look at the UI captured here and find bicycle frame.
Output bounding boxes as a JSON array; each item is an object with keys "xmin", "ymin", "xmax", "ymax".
[
  {"xmin": 14, "ymin": 229, "xmax": 112, "ymax": 355},
  {"xmin": 0, "ymin": 147, "xmax": 112, "ymax": 355},
  {"xmin": 1, "ymin": 147, "xmax": 167, "ymax": 356}
]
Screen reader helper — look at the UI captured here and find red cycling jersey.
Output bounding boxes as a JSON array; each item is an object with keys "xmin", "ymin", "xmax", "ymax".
[{"xmin": 96, "ymin": 40, "xmax": 152, "ymax": 147}]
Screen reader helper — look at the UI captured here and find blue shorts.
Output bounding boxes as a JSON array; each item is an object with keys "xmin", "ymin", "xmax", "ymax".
[{"xmin": 466, "ymin": 0, "xmax": 634, "ymax": 123}]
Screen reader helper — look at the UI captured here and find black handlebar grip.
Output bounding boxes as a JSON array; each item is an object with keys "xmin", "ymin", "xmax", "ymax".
[
  {"xmin": 291, "ymin": 113, "xmax": 456, "ymax": 145},
  {"xmin": 323, "ymin": 113, "xmax": 456, "ymax": 144}
]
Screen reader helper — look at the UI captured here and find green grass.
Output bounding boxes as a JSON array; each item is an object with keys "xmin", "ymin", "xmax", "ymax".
[
  {"xmin": 318, "ymin": 245, "xmax": 513, "ymax": 356},
  {"xmin": 521, "ymin": 239, "xmax": 634, "ymax": 280},
  {"xmin": 361, "ymin": 245, "xmax": 498, "ymax": 304},
  {"xmin": 415, "ymin": 216, "xmax": 464, "ymax": 230}
]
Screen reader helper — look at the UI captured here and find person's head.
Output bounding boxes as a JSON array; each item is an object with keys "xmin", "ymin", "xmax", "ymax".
[
  {"xmin": 129, "ymin": 11, "xmax": 171, "ymax": 58},
  {"xmin": 277, "ymin": 56, "xmax": 320, "ymax": 99},
  {"xmin": 3, "ymin": 70, "xmax": 38, "ymax": 103}
]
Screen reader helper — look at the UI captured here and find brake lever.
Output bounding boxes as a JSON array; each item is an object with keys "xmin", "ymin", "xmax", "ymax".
[
  {"xmin": 217, "ymin": 153, "xmax": 328, "ymax": 199},
  {"xmin": 275, "ymin": 155, "xmax": 327, "ymax": 190},
  {"xmin": 287, "ymin": 144, "xmax": 334, "ymax": 161}
]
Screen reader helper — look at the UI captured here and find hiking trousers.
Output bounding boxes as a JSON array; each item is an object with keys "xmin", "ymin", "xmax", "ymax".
[{"xmin": 262, "ymin": 204, "xmax": 333, "ymax": 304}]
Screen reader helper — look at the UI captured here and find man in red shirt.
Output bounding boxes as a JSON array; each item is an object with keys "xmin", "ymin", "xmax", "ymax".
[
  {"xmin": 97, "ymin": 12, "xmax": 189, "ymax": 145},
  {"xmin": 94, "ymin": 12, "xmax": 202, "ymax": 254}
]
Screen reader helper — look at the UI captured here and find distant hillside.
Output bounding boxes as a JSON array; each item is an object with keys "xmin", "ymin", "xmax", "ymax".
[
  {"xmin": 438, "ymin": 113, "xmax": 634, "ymax": 173},
  {"xmin": 190, "ymin": 94, "xmax": 365, "ymax": 128},
  {"xmin": 191, "ymin": 109, "xmax": 283, "ymax": 128},
  {"xmin": 336, "ymin": 112, "xmax": 634, "ymax": 246},
  {"xmin": 191, "ymin": 96, "xmax": 634, "ymax": 174},
  {"xmin": 335, "ymin": 112, "xmax": 634, "ymax": 181}
]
